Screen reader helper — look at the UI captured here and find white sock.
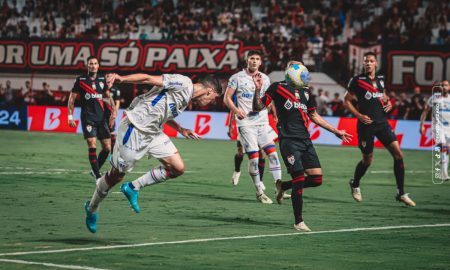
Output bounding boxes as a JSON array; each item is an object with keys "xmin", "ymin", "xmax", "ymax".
[
  {"xmin": 88, "ymin": 175, "xmax": 110, "ymax": 213},
  {"xmin": 267, "ymin": 152, "xmax": 282, "ymax": 182},
  {"xmin": 442, "ymin": 152, "xmax": 449, "ymax": 179},
  {"xmin": 248, "ymin": 158, "xmax": 263, "ymax": 193},
  {"xmin": 131, "ymin": 166, "xmax": 168, "ymax": 190}
]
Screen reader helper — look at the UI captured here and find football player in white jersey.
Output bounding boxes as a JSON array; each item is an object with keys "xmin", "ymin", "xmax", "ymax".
[
  {"xmin": 83, "ymin": 73, "xmax": 222, "ymax": 233},
  {"xmin": 421, "ymin": 80, "xmax": 450, "ymax": 180},
  {"xmin": 224, "ymin": 50, "xmax": 283, "ymax": 204}
]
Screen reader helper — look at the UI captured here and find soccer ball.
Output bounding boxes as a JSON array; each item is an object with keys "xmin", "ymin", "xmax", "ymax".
[{"xmin": 285, "ymin": 64, "xmax": 311, "ymax": 88}]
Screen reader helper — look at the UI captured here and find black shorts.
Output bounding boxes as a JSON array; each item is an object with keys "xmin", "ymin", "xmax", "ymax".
[
  {"xmin": 81, "ymin": 119, "xmax": 111, "ymax": 140},
  {"xmin": 279, "ymin": 138, "xmax": 321, "ymax": 174},
  {"xmin": 357, "ymin": 122, "xmax": 397, "ymax": 154}
]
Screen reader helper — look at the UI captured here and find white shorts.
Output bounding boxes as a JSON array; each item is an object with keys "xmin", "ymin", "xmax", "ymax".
[
  {"xmin": 111, "ymin": 118, "xmax": 178, "ymax": 173},
  {"xmin": 438, "ymin": 128, "xmax": 450, "ymax": 146},
  {"xmin": 238, "ymin": 124, "xmax": 278, "ymax": 153}
]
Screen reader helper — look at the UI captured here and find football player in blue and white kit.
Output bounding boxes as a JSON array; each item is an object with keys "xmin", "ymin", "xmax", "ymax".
[
  {"xmin": 83, "ymin": 72, "xmax": 222, "ymax": 233},
  {"xmin": 224, "ymin": 50, "xmax": 283, "ymax": 204},
  {"xmin": 421, "ymin": 80, "xmax": 450, "ymax": 181}
]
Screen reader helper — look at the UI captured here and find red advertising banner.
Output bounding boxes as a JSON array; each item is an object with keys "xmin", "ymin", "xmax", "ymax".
[{"xmin": 0, "ymin": 39, "xmax": 261, "ymax": 74}]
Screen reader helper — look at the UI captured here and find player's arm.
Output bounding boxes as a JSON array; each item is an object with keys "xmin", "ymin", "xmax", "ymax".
[
  {"xmin": 166, "ymin": 120, "xmax": 200, "ymax": 140},
  {"xmin": 308, "ymin": 110, "xmax": 352, "ymax": 142},
  {"xmin": 67, "ymin": 91, "xmax": 78, "ymax": 128},
  {"xmin": 268, "ymin": 102, "xmax": 278, "ymax": 123},
  {"xmin": 420, "ymin": 104, "xmax": 431, "ymax": 135},
  {"xmin": 224, "ymin": 86, "xmax": 245, "ymax": 119},
  {"xmin": 344, "ymin": 91, "xmax": 373, "ymax": 124},
  {"xmin": 382, "ymin": 90, "xmax": 392, "ymax": 113},
  {"xmin": 105, "ymin": 90, "xmax": 117, "ymax": 128},
  {"xmin": 106, "ymin": 73, "xmax": 163, "ymax": 88},
  {"xmin": 227, "ymin": 111, "xmax": 235, "ymax": 138}
]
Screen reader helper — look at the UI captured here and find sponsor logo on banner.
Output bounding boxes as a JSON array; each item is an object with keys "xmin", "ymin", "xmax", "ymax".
[
  {"xmin": 420, "ymin": 123, "xmax": 434, "ymax": 147},
  {"xmin": 195, "ymin": 114, "xmax": 211, "ymax": 136},
  {"xmin": 308, "ymin": 123, "xmax": 321, "ymax": 141},
  {"xmin": 28, "ymin": 106, "xmax": 78, "ymax": 132}
]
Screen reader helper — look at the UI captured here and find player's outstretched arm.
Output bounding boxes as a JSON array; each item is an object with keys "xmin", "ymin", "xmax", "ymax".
[
  {"xmin": 308, "ymin": 110, "xmax": 353, "ymax": 143},
  {"xmin": 224, "ymin": 86, "xmax": 246, "ymax": 119},
  {"xmin": 419, "ymin": 105, "xmax": 430, "ymax": 135},
  {"xmin": 106, "ymin": 73, "xmax": 163, "ymax": 88},
  {"xmin": 344, "ymin": 91, "xmax": 373, "ymax": 124},
  {"xmin": 166, "ymin": 120, "xmax": 200, "ymax": 140},
  {"xmin": 67, "ymin": 92, "xmax": 78, "ymax": 128}
]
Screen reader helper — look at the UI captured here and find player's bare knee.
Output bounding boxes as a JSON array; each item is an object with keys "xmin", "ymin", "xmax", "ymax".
[{"xmin": 170, "ymin": 166, "xmax": 185, "ymax": 177}]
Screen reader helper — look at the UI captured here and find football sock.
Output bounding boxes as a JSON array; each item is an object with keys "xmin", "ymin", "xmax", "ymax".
[
  {"xmin": 111, "ymin": 134, "xmax": 116, "ymax": 149},
  {"xmin": 97, "ymin": 149, "xmax": 110, "ymax": 170},
  {"xmin": 304, "ymin": 175, "xmax": 323, "ymax": 188},
  {"xmin": 88, "ymin": 147, "xmax": 101, "ymax": 178},
  {"xmin": 442, "ymin": 150, "xmax": 449, "ymax": 179},
  {"xmin": 290, "ymin": 172, "xmax": 305, "ymax": 224},
  {"xmin": 351, "ymin": 160, "xmax": 369, "ymax": 187},
  {"xmin": 394, "ymin": 159, "xmax": 405, "ymax": 195},
  {"xmin": 248, "ymin": 152, "xmax": 263, "ymax": 192},
  {"xmin": 258, "ymin": 157, "xmax": 265, "ymax": 181},
  {"xmin": 88, "ymin": 172, "xmax": 111, "ymax": 212},
  {"xmin": 266, "ymin": 151, "xmax": 282, "ymax": 182},
  {"xmin": 281, "ymin": 181, "xmax": 292, "ymax": 190},
  {"xmin": 131, "ymin": 166, "xmax": 170, "ymax": 190},
  {"xmin": 234, "ymin": 153, "xmax": 244, "ymax": 172}
]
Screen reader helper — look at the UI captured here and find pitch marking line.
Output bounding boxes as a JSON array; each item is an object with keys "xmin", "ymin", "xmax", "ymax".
[
  {"xmin": 0, "ymin": 223, "xmax": 449, "ymax": 257},
  {"xmin": 0, "ymin": 258, "xmax": 109, "ymax": 270}
]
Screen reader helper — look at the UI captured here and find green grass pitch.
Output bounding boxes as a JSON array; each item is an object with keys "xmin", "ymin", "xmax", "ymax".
[{"xmin": 0, "ymin": 130, "xmax": 449, "ymax": 270}]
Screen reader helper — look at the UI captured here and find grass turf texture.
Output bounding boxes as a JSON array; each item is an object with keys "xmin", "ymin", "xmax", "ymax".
[{"xmin": 0, "ymin": 130, "xmax": 448, "ymax": 270}]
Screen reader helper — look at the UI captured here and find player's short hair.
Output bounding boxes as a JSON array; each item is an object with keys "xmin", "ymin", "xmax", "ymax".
[
  {"xmin": 246, "ymin": 50, "xmax": 263, "ymax": 59},
  {"xmin": 199, "ymin": 75, "xmax": 222, "ymax": 94},
  {"xmin": 363, "ymin": 52, "xmax": 377, "ymax": 59},
  {"xmin": 86, "ymin": 56, "xmax": 98, "ymax": 63}
]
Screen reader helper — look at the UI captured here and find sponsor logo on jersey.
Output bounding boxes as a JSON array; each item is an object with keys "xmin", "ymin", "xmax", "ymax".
[
  {"xmin": 241, "ymin": 92, "xmax": 254, "ymax": 99},
  {"xmin": 364, "ymin": 91, "xmax": 384, "ymax": 100},
  {"xmin": 284, "ymin": 99, "xmax": 293, "ymax": 110},
  {"xmin": 169, "ymin": 103, "xmax": 178, "ymax": 117},
  {"xmin": 284, "ymin": 100, "xmax": 307, "ymax": 111},
  {"xmin": 287, "ymin": 154, "xmax": 295, "ymax": 165},
  {"xmin": 85, "ymin": 93, "xmax": 103, "ymax": 100},
  {"xmin": 168, "ymin": 81, "xmax": 182, "ymax": 86}
]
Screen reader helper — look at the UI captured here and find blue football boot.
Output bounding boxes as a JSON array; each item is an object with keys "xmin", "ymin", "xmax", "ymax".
[
  {"xmin": 84, "ymin": 201, "xmax": 98, "ymax": 233},
  {"xmin": 120, "ymin": 183, "xmax": 141, "ymax": 213}
]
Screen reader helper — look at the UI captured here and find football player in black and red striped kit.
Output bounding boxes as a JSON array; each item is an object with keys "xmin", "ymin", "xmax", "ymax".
[
  {"xmin": 68, "ymin": 56, "xmax": 116, "ymax": 180},
  {"xmin": 253, "ymin": 60, "xmax": 352, "ymax": 231},
  {"xmin": 344, "ymin": 52, "xmax": 416, "ymax": 206}
]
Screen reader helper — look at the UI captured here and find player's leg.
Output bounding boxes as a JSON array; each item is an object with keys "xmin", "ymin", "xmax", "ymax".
[
  {"xmin": 349, "ymin": 123, "xmax": 374, "ymax": 202},
  {"xmin": 258, "ymin": 148, "xmax": 266, "ymax": 183},
  {"xmin": 231, "ymin": 141, "xmax": 244, "ymax": 185},
  {"xmin": 443, "ymin": 144, "xmax": 450, "ymax": 180},
  {"xmin": 385, "ymin": 141, "xmax": 416, "ymax": 206},
  {"xmin": 96, "ymin": 121, "xmax": 112, "ymax": 170},
  {"xmin": 302, "ymin": 143, "xmax": 323, "ymax": 188},
  {"xmin": 86, "ymin": 137, "xmax": 102, "ymax": 179}
]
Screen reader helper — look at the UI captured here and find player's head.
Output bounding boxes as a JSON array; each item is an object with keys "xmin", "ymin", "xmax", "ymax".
[
  {"xmin": 86, "ymin": 56, "xmax": 99, "ymax": 74},
  {"xmin": 442, "ymin": 80, "xmax": 449, "ymax": 94},
  {"xmin": 363, "ymin": 52, "xmax": 377, "ymax": 74},
  {"xmin": 246, "ymin": 50, "xmax": 262, "ymax": 73},
  {"xmin": 196, "ymin": 75, "xmax": 222, "ymax": 106},
  {"xmin": 286, "ymin": 58, "xmax": 304, "ymax": 69}
]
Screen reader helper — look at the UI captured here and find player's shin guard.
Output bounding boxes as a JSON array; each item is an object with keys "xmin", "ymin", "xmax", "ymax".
[
  {"xmin": 88, "ymin": 173, "xmax": 111, "ymax": 212},
  {"xmin": 97, "ymin": 149, "xmax": 110, "ymax": 170},
  {"xmin": 234, "ymin": 153, "xmax": 244, "ymax": 172},
  {"xmin": 394, "ymin": 159, "xmax": 405, "ymax": 195},
  {"xmin": 351, "ymin": 161, "xmax": 370, "ymax": 187},
  {"xmin": 264, "ymin": 145, "xmax": 282, "ymax": 182},
  {"xmin": 88, "ymin": 147, "xmax": 101, "ymax": 178},
  {"xmin": 304, "ymin": 175, "xmax": 323, "ymax": 188},
  {"xmin": 248, "ymin": 152, "xmax": 263, "ymax": 192},
  {"xmin": 290, "ymin": 172, "xmax": 305, "ymax": 224},
  {"xmin": 131, "ymin": 166, "xmax": 170, "ymax": 190}
]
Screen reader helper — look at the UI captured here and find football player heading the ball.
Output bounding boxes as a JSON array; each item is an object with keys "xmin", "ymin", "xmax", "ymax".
[{"xmin": 252, "ymin": 59, "xmax": 352, "ymax": 232}]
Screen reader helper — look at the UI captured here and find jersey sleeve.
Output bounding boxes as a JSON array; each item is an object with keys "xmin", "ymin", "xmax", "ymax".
[
  {"xmin": 261, "ymin": 82, "xmax": 277, "ymax": 107},
  {"xmin": 71, "ymin": 77, "xmax": 80, "ymax": 93},
  {"xmin": 306, "ymin": 89, "xmax": 316, "ymax": 111},
  {"xmin": 347, "ymin": 77, "xmax": 357, "ymax": 94},
  {"xmin": 227, "ymin": 74, "xmax": 238, "ymax": 90},
  {"xmin": 162, "ymin": 74, "xmax": 192, "ymax": 92}
]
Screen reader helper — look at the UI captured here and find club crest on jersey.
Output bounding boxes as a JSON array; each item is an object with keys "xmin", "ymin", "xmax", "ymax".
[
  {"xmin": 379, "ymin": 80, "xmax": 384, "ymax": 88},
  {"xmin": 287, "ymin": 155, "xmax": 295, "ymax": 165},
  {"xmin": 295, "ymin": 90, "xmax": 300, "ymax": 100},
  {"xmin": 92, "ymin": 84, "xmax": 96, "ymax": 90},
  {"xmin": 86, "ymin": 125, "xmax": 92, "ymax": 132},
  {"xmin": 304, "ymin": 91, "xmax": 309, "ymax": 101},
  {"xmin": 99, "ymin": 82, "xmax": 104, "ymax": 89}
]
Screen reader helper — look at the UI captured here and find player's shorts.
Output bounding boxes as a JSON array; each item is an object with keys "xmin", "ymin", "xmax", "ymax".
[
  {"xmin": 357, "ymin": 121, "xmax": 397, "ymax": 154},
  {"xmin": 81, "ymin": 119, "xmax": 110, "ymax": 140},
  {"xmin": 437, "ymin": 127, "xmax": 450, "ymax": 146},
  {"xmin": 279, "ymin": 138, "xmax": 321, "ymax": 173},
  {"xmin": 111, "ymin": 117, "xmax": 178, "ymax": 173},
  {"xmin": 237, "ymin": 124, "xmax": 278, "ymax": 153}
]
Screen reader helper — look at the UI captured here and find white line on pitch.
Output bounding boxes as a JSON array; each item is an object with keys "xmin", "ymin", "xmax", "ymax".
[
  {"xmin": 370, "ymin": 170, "xmax": 427, "ymax": 174},
  {"xmin": 0, "ymin": 223, "xmax": 449, "ymax": 257},
  {"xmin": 0, "ymin": 170, "xmax": 193, "ymax": 175},
  {"xmin": 0, "ymin": 258, "xmax": 109, "ymax": 270}
]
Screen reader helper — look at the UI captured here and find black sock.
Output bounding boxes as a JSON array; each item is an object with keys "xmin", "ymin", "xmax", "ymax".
[
  {"xmin": 291, "ymin": 172, "xmax": 305, "ymax": 224},
  {"xmin": 304, "ymin": 175, "xmax": 323, "ymax": 188},
  {"xmin": 352, "ymin": 161, "xmax": 370, "ymax": 187},
  {"xmin": 281, "ymin": 181, "xmax": 292, "ymax": 190},
  {"xmin": 234, "ymin": 154, "xmax": 243, "ymax": 172},
  {"xmin": 88, "ymin": 147, "xmax": 101, "ymax": 178},
  {"xmin": 258, "ymin": 157, "xmax": 266, "ymax": 182},
  {"xmin": 394, "ymin": 159, "xmax": 405, "ymax": 195},
  {"xmin": 111, "ymin": 134, "xmax": 116, "ymax": 149},
  {"xmin": 98, "ymin": 149, "xmax": 110, "ymax": 170}
]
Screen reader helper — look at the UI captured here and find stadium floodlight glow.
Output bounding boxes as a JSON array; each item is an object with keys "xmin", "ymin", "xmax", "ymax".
[{"xmin": 432, "ymin": 84, "xmax": 444, "ymax": 184}]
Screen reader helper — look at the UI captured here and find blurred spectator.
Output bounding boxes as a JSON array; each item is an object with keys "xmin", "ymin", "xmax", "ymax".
[
  {"xmin": 38, "ymin": 82, "xmax": 55, "ymax": 105},
  {"xmin": 2, "ymin": 80, "xmax": 14, "ymax": 105},
  {"xmin": 396, "ymin": 92, "xmax": 410, "ymax": 120},
  {"xmin": 21, "ymin": 80, "xmax": 36, "ymax": 105},
  {"xmin": 329, "ymin": 92, "xmax": 345, "ymax": 116},
  {"xmin": 388, "ymin": 92, "xmax": 398, "ymax": 119},
  {"xmin": 316, "ymin": 89, "xmax": 330, "ymax": 116},
  {"xmin": 409, "ymin": 86, "xmax": 424, "ymax": 120}
]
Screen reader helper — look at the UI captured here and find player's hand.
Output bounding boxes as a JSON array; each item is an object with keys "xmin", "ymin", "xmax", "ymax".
[
  {"xmin": 106, "ymin": 73, "xmax": 122, "ymax": 88},
  {"xmin": 68, "ymin": 119, "xmax": 76, "ymax": 128},
  {"xmin": 334, "ymin": 129, "xmax": 353, "ymax": 143},
  {"xmin": 252, "ymin": 73, "xmax": 263, "ymax": 91},
  {"xmin": 180, "ymin": 128, "xmax": 201, "ymax": 140},
  {"xmin": 227, "ymin": 126, "xmax": 234, "ymax": 138},
  {"xmin": 383, "ymin": 101, "xmax": 392, "ymax": 113},
  {"xmin": 235, "ymin": 109, "xmax": 246, "ymax": 120},
  {"xmin": 357, "ymin": 114, "xmax": 373, "ymax": 125},
  {"xmin": 419, "ymin": 124, "xmax": 425, "ymax": 135}
]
